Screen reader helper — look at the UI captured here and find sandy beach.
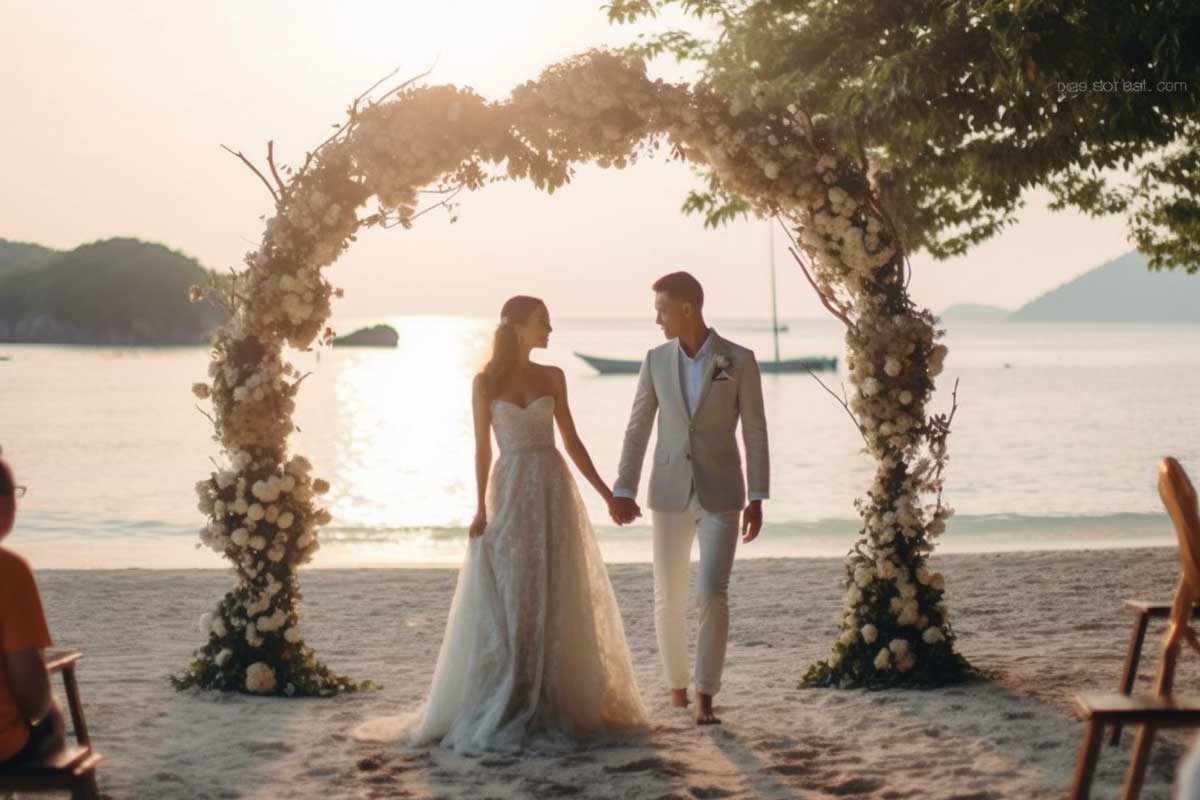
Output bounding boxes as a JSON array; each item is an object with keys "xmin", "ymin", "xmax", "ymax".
[{"xmin": 28, "ymin": 547, "xmax": 1199, "ymax": 799}]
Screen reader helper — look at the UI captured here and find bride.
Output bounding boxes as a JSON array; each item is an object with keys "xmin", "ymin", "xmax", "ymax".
[{"xmin": 357, "ymin": 295, "xmax": 648, "ymax": 753}]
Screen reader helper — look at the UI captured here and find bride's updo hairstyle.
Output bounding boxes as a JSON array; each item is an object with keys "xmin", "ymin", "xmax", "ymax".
[{"xmin": 480, "ymin": 295, "xmax": 545, "ymax": 400}]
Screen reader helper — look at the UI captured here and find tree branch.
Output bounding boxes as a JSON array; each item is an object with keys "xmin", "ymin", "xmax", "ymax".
[
  {"xmin": 787, "ymin": 245, "xmax": 854, "ymax": 329},
  {"xmin": 297, "ymin": 58, "xmax": 439, "ymax": 180},
  {"xmin": 267, "ymin": 140, "xmax": 287, "ymax": 197},
  {"xmin": 220, "ymin": 144, "xmax": 280, "ymax": 204},
  {"xmin": 806, "ymin": 368, "xmax": 870, "ymax": 446},
  {"xmin": 380, "ymin": 183, "xmax": 465, "ymax": 228}
]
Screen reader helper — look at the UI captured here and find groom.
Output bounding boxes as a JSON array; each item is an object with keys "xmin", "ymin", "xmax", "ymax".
[{"xmin": 611, "ymin": 270, "xmax": 769, "ymax": 725}]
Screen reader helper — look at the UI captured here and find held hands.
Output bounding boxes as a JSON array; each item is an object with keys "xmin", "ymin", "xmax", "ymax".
[
  {"xmin": 608, "ymin": 495, "xmax": 642, "ymax": 526},
  {"xmin": 741, "ymin": 499, "xmax": 763, "ymax": 544},
  {"xmin": 469, "ymin": 509, "xmax": 488, "ymax": 538}
]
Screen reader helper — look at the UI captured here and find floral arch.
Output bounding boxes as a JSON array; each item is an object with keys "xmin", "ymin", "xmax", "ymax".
[{"xmin": 175, "ymin": 50, "xmax": 969, "ymax": 696}]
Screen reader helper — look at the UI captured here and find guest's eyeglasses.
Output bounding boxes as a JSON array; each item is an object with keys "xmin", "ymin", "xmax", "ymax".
[{"xmin": 12, "ymin": 486, "xmax": 26, "ymax": 499}]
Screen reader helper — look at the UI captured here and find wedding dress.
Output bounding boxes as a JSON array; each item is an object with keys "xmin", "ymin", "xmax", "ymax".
[{"xmin": 355, "ymin": 394, "xmax": 648, "ymax": 753}]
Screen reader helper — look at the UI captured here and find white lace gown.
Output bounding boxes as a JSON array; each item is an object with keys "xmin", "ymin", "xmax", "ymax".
[{"xmin": 356, "ymin": 395, "xmax": 649, "ymax": 753}]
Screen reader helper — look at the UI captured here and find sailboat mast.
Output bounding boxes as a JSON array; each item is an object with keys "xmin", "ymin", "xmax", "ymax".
[{"xmin": 769, "ymin": 223, "xmax": 780, "ymax": 363}]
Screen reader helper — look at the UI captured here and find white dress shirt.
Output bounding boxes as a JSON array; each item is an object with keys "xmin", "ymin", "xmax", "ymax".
[{"xmin": 678, "ymin": 330, "xmax": 716, "ymax": 417}]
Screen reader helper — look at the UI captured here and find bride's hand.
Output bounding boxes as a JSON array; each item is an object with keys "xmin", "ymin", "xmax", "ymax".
[{"xmin": 469, "ymin": 510, "xmax": 487, "ymax": 538}]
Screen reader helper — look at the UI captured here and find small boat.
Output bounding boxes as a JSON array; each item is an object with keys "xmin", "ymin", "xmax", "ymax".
[
  {"xmin": 576, "ymin": 224, "xmax": 838, "ymax": 376},
  {"xmin": 575, "ymin": 352, "xmax": 836, "ymax": 374}
]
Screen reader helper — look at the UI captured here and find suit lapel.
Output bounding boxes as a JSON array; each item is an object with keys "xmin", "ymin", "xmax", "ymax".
[{"xmin": 691, "ymin": 331, "xmax": 727, "ymax": 419}]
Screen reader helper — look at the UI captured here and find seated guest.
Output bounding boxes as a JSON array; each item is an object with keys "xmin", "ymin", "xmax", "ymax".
[{"xmin": 0, "ymin": 458, "xmax": 63, "ymax": 764}]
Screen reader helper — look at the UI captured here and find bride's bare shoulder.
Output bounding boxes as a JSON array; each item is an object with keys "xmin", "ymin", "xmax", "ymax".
[{"xmin": 471, "ymin": 373, "xmax": 490, "ymax": 401}]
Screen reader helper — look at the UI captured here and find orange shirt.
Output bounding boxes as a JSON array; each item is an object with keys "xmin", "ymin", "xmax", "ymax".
[{"xmin": 0, "ymin": 547, "xmax": 53, "ymax": 762}]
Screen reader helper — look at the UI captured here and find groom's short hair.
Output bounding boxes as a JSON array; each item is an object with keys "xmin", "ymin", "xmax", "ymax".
[{"xmin": 652, "ymin": 271, "xmax": 704, "ymax": 308}]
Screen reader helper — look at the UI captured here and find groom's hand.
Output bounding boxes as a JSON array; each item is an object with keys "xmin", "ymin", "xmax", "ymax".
[
  {"xmin": 741, "ymin": 500, "xmax": 763, "ymax": 543},
  {"xmin": 610, "ymin": 496, "xmax": 641, "ymax": 525}
]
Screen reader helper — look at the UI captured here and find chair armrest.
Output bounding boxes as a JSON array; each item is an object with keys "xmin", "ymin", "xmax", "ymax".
[{"xmin": 45, "ymin": 650, "xmax": 81, "ymax": 675}]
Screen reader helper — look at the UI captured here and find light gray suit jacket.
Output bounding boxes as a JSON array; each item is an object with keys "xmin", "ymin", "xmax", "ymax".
[{"xmin": 615, "ymin": 330, "xmax": 769, "ymax": 513}]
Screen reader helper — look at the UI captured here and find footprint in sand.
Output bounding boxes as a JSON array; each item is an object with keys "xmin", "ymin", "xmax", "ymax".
[
  {"xmin": 688, "ymin": 787, "xmax": 733, "ymax": 799},
  {"xmin": 245, "ymin": 740, "xmax": 296, "ymax": 754},
  {"xmin": 821, "ymin": 776, "xmax": 884, "ymax": 796},
  {"xmin": 522, "ymin": 777, "xmax": 585, "ymax": 796},
  {"xmin": 1002, "ymin": 710, "xmax": 1035, "ymax": 720},
  {"xmin": 605, "ymin": 756, "xmax": 686, "ymax": 778}
]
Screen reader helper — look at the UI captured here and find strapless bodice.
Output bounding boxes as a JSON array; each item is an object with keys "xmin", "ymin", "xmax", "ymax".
[{"xmin": 491, "ymin": 395, "xmax": 556, "ymax": 454}]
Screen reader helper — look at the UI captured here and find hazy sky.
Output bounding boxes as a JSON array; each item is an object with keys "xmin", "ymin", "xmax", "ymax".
[{"xmin": 1, "ymin": 1, "xmax": 1135, "ymax": 322}]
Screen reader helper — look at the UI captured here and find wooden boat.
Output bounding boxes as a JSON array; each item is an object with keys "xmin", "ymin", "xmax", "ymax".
[
  {"xmin": 575, "ymin": 352, "xmax": 836, "ymax": 374},
  {"xmin": 576, "ymin": 224, "xmax": 838, "ymax": 376}
]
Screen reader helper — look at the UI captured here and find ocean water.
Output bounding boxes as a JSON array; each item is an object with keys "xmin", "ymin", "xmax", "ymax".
[{"xmin": 2, "ymin": 317, "xmax": 1198, "ymax": 568}]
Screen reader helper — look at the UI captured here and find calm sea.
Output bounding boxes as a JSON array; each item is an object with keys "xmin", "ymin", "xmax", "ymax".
[{"xmin": 2, "ymin": 317, "xmax": 1198, "ymax": 568}]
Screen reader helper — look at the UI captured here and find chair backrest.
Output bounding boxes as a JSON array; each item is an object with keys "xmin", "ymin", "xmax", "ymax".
[
  {"xmin": 1155, "ymin": 457, "xmax": 1200, "ymax": 693},
  {"xmin": 1160, "ymin": 457, "xmax": 1200, "ymax": 596}
]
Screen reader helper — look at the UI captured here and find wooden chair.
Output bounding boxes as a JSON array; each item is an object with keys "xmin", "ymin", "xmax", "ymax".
[
  {"xmin": 1072, "ymin": 457, "xmax": 1200, "ymax": 800},
  {"xmin": 0, "ymin": 650, "xmax": 101, "ymax": 799},
  {"xmin": 1110, "ymin": 599, "xmax": 1200, "ymax": 746}
]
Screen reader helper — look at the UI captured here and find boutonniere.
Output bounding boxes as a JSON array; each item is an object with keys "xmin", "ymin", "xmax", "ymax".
[{"xmin": 713, "ymin": 354, "xmax": 733, "ymax": 382}]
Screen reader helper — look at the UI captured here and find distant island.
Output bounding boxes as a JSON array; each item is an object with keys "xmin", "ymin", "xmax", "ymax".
[
  {"xmin": 939, "ymin": 303, "xmax": 1010, "ymax": 323},
  {"xmin": 0, "ymin": 237, "xmax": 226, "ymax": 345},
  {"xmin": 943, "ymin": 250, "xmax": 1200, "ymax": 324},
  {"xmin": 1009, "ymin": 250, "xmax": 1200, "ymax": 323},
  {"xmin": 332, "ymin": 325, "xmax": 399, "ymax": 347}
]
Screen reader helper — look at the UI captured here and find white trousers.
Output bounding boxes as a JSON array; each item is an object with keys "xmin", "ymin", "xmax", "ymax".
[{"xmin": 651, "ymin": 489, "xmax": 740, "ymax": 696}]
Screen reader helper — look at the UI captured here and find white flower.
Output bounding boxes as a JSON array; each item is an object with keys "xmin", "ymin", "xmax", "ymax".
[
  {"xmin": 929, "ymin": 573, "xmax": 946, "ymax": 591},
  {"xmin": 215, "ymin": 470, "xmax": 236, "ymax": 490},
  {"xmin": 284, "ymin": 627, "xmax": 302, "ymax": 644},
  {"xmin": 286, "ymin": 456, "xmax": 313, "ymax": 476},
  {"xmin": 889, "ymin": 638, "xmax": 910, "ymax": 657},
  {"xmin": 923, "ymin": 626, "xmax": 946, "ymax": 644},
  {"xmin": 874, "ymin": 648, "xmax": 891, "ymax": 671},
  {"xmin": 247, "ymin": 503, "xmax": 265, "ymax": 522},
  {"xmin": 232, "ymin": 386, "xmax": 248, "ymax": 402},
  {"xmin": 252, "ymin": 481, "xmax": 281, "ymax": 503},
  {"xmin": 215, "ymin": 648, "xmax": 232, "ymax": 667},
  {"xmin": 896, "ymin": 652, "xmax": 916, "ymax": 672},
  {"xmin": 200, "ymin": 612, "xmax": 213, "ymax": 634},
  {"xmin": 248, "ymin": 535, "xmax": 268, "ymax": 551},
  {"xmin": 898, "ymin": 390, "xmax": 913, "ymax": 405},
  {"xmin": 853, "ymin": 565, "xmax": 874, "ymax": 588},
  {"xmin": 191, "ymin": 382, "xmax": 211, "ymax": 399},
  {"xmin": 311, "ymin": 479, "xmax": 330, "ymax": 495},
  {"xmin": 861, "ymin": 624, "xmax": 878, "ymax": 644},
  {"xmin": 763, "ymin": 162, "xmax": 781, "ymax": 180},
  {"xmin": 927, "ymin": 518, "xmax": 946, "ymax": 536},
  {"xmin": 211, "ymin": 616, "xmax": 227, "ymax": 637},
  {"xmin": 884, "ymin": 357, "xmax": 902, "ymax": 378},
  {"xmin": 245, "ymin": 662, "xmax": 277, "ymax": 694},
  {"xmin": 266, "ymin": 545, "xmax": 285, "ymax": 563},
  {"xmin": 276, "ymin": 511, "xmax": 294, "ymax": 530},
  {"xmin": 861, "ymin": 377, "xmax": 882, "ymax": 397},
  {"xmin": 231, "ymin": 528, "xmax": 250, "ymax": 548}
]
